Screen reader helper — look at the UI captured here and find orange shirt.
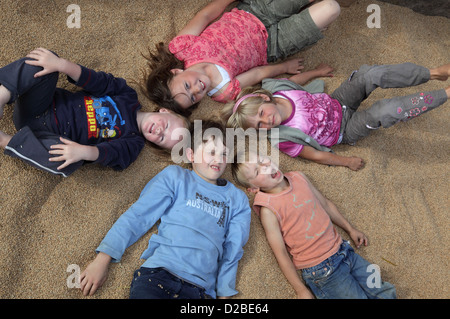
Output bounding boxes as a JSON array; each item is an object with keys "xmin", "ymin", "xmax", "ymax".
[{"xmin": 253, "ymin": 171, "xmax": 342, "ymax": 269}]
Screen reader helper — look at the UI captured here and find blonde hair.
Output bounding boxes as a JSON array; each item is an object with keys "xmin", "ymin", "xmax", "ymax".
[
  {"xmin": 230, "ymin": 144, "xmax": 259, "ymax": 189},
  {"xmin": 220, "ymin": 87, "xmax": 275, "ymax": 130}
]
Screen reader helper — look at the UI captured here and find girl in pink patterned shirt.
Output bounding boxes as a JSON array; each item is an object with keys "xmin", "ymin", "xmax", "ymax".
[
  {"xmin": 223, "ymin": 62, "xmax": 450, "ymax": 170},
  {"xmin": 143, "ymin": 0, "xmax": 341, "ymax": 116}
]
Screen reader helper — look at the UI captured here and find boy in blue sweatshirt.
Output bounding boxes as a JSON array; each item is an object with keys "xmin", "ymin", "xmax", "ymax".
[
  {"xmin": 80, "ymin": 120, "xmax": 251, "ymax": 299},
  {"xmin": 0, "ymin": 48, "xmax": 190, "ymax": 176}
]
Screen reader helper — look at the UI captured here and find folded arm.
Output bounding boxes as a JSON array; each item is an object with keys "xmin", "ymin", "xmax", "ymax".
[
  {"xmin": 299, "ymin": 145, "xmax": 365, "ymax": 171},
  {"xmin": 25, "ymin": 47, "xmax": 82, "ymax": 82},
  {"xmin": 236, "ymin": 58, "xmax": 305, "ymax": 89},
  {"xmin": 177, "ymin": 0, "xmax": 235, "ymax": 36}
]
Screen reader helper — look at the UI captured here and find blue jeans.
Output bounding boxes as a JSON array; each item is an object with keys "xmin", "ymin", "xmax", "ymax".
[
  {"xmin": 129, "ymin": 267, "xmax": 211, "ymax": 299},
  {"xmin": 301, "ymin": 241, "xmax": 396, "ymax": 299}
]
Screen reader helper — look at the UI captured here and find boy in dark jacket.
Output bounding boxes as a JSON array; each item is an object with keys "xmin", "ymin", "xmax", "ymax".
[{"xmin": 0, "ymin": 48, "xmax": 189, "ymax": 176}]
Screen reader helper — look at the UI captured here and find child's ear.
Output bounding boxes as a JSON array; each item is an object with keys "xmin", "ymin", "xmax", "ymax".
[
  {"xmin": 186, "ymin": 147, "xmax": 194, "ymax": 163},
  {"xmin": 170, "ymin": 68, "xmax": 183, "ymax": 75},
  {"xmin": 246, "ymin": 187, "xmax": 260, "ymax": 194},
  {"xmin": 260, "ymin": 94, "xmax": 271, "ymax": 102},
  {"xmin": 159, "ymin": 108, "xmax": 170, "ymax": 113}
]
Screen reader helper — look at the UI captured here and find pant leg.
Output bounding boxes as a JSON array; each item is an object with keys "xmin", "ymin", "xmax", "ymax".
[
  {"xmin": 4, "ymin": 125, "xmax": 83, "ymax": 177},
  {"xmin": 0, "ymin": 57, "xmax": 59, "ymax": 130},
  {"xmin": 346, "ymin": 251, "xmax": 397, "ymax": 299},
  {"xmin": 331, "ymin": 63, "xmax": 431, "ymax": 111},
  {"xmin": 237, "ymin": 0, "xmax": 321, "ymax": 61},
  {"xmin": 342, "ymin": 89, "xmax": 448, "ymax": 144},
  {"xmin": 129, "ymin": 267, "xmax": 210, "ymax": 299},
  {"xmin": 237, "ymin": 0, "xmax": 311, "ymax": 26},
  {"xmin": 302, "ymin": 242, "xmax": 369, "ymax": 299}
]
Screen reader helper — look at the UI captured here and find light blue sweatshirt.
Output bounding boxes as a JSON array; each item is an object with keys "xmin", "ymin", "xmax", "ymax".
[{"xmin": 96, "ymin": 165, "xmax": 251, "ymax": 298}]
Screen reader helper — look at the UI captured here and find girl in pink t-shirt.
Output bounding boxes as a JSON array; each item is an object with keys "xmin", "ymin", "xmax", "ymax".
[
  {"xmin": 223, "ymin": 62, "xmax": 450, "ymax": 170},
  {"xmin": 143, "ymin": 0, "xmax": 341, "ymax": 116}
]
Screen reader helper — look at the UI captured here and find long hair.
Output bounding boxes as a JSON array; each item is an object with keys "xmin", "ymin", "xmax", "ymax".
[{"xmin": 141, "ymin": 42, "xmax": 193, "ymax": 117}]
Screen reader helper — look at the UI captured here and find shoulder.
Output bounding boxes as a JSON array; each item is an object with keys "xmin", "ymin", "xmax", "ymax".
[
  {"xmin": 169, "ymin": 34, "xmax": 199, "ymax": 54},
  {"xmin": 157, "ymin": 164, "xmax": 188, "ymax": 178},
  {"xmin": 224, "ymin": 180, "xmax": 248, "ymax": 199},
  {"xmin": 287, "ymin": 170, "xmax": 310, "ymax": 186}
]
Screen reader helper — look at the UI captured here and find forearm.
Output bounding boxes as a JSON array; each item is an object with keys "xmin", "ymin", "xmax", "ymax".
[
  {"xmin": 95, "ymin": 251, "xmax": 112, "ymax": 266},
  {"xmin": 288, "ymin": 69, "xmax": 324, "ymax": 86},
  {"xmin": 322, "ymin": 199, "xmax": 354, "ymax": 234},
  {"xmin": 237, "ymin": 63, "xmax": 292, "ymax": 88},
  {"xmin": 177, "ymin": 0, "xmax": 235, "ymax": 36},
  {"xmin": 299, "ymin": 146, "xmax": 364, "ymax": 171},
  {"xmin": 301, "ymin": 148, "xmax": 349, "ymax": 167},
  {"xmin": 277, "ymin": 255, "xmax": 310, "ymax": 296},
  {"xmin": 81, "ymin": 145, "xmax": 100, "ymax": 162},
  {"xmin": 58, "ymin": 58, "xmax": 82, "ymax": 82}
]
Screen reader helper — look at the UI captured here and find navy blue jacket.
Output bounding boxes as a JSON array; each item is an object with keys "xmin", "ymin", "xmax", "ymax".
[{"xmin": 50, "ymin": 65, "xmax": 145, "ymax": 170}]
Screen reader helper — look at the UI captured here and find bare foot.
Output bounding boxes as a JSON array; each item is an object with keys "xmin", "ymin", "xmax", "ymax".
[
  {"xmin": 430, "ymin": 63, "xmax": 450, "ymax": 81},
  {"xmin": 0, "ymin": 130, "xmax": 12, "ymax": 148}
]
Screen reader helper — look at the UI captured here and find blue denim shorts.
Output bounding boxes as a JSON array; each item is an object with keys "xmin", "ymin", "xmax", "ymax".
[
  {"xmin": 301, "ymin": 241, "xmax": 396, "ymax": 299},
  {"xmin": 129, "ymin": 267, "xmax": 212, "ymax": 299}
]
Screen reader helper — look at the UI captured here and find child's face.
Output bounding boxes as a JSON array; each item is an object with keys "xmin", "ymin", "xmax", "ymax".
[
  {"xmin": 245, "ymin": 102, "xmax": 283, "ymax": 129},
  {"xmin": 140, "ymin": 109, "xmax": 187, "ymax": 149},
  {"xmin": 240, "ymin": 154, "xmax": 284, "ymax": 192},
  {"xmin": 189, "ymin": 136, "xmax": 228, "ymax": 185},
  {"xmin": 169, "ymin": 68, "xmax": 210, "ymax": 109}
]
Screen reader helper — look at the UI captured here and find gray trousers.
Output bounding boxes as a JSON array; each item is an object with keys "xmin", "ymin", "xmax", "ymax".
[
  {"xmin": 237, "ymin": 0, "xmax": 323, "ymax": 62},
  {"xmin": 330, "ymin": 63, "xmax": 448, "ymax": 144}
]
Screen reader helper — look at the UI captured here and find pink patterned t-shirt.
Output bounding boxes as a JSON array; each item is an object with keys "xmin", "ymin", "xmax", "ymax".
[
  {"xmin": 276, "ymin": 91, "xmax": 343, "ymax": 157},
  {"xmin": 169, "ymin": 8, "xmax": 268, "ymax": 103}
]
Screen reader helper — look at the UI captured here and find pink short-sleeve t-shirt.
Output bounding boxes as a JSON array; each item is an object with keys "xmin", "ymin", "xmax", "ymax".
[
  {"xmin": 169, "ymin": 8, "xmax": 268, "ymax": 103},
  {"xmin": 276, "ymin": 91, "xmax": 342, "ymax": 157}
]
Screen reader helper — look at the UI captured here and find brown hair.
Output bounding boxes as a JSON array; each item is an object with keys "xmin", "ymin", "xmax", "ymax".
[
  {"xmin": 190, "ymin": 118, "xmax": 227, "ymax": 152},
  {"xmin": 141, "ymin": 42, "xmax": 197, "ymax": 117}
]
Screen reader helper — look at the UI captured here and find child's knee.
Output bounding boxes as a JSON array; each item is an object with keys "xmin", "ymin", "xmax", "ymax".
[
  {"xmin": 323, "ymin": 0, "xmax": 341, "ymax": 20},
  {"xmin": 309, "ymin": 0, "xmax": 341, "ymax": 29},
  {"xmin": 366, "ymin": 99, "xmax": 404, "ymax": 129}
]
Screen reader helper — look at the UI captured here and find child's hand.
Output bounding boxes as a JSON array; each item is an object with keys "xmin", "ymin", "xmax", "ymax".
[
  {"xmin": 49, "ymin": 137, "xmax": 99, "ymax": 170},
  {"xmin": 25, "ymin": 48, "xmax": 63, "ymax": 78},
  {"xmin": 80, "ymin": 252, "xmax": 111, "ymax": 296},
  {"xmin": 314, "ymin": 63, "xmax": 334, "ymax": 77},
  {"xmin": 283, "ymin": 58, "xmax": 305, "ymax": 74},
  {"xmin": 346, "ymin": 156, "xmax": 365, "ymax": 171},
  {"xmin": 348, "ymin": 228, "xmax": 369, "ymax": 249}
]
